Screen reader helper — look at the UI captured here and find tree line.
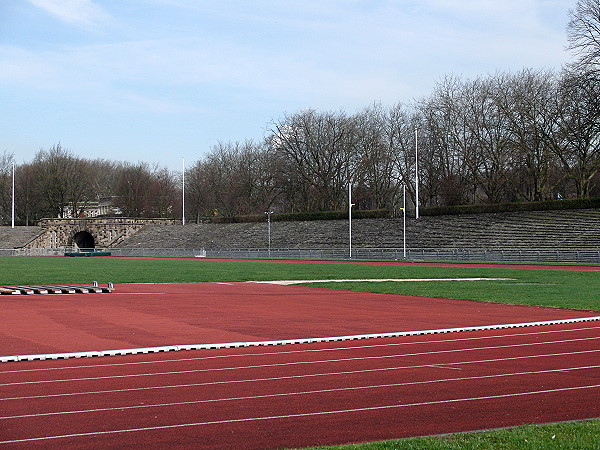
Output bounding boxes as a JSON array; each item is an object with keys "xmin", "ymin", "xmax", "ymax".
[
  {"xmin": 1, "ymin": 0, "xmax": 599, "ymax": 225},
  {"xmin": 189, "ymin": 65, "xmax": 600, "ymax": 220},
  {"xmin": 0, "ymin": 146, "xmax": 181, "ymax": 225}
]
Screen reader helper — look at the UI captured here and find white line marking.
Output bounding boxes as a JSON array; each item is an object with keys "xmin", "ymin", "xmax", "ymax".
[
  {"xmin": 2, "ymin": 364, "xmax": 599, "ymax": 420},
  {"xmin": 2, "ymin": 383, "xmax": 600, "ymax": 444},
  {"xmin": 3, "ymin": 336, "xmax": 599, "ymax": 386},
  {"xmin": 251, "ymin": 278, "xmax": 513, "ymax": 285},
  {"xmin": 2, "ymin": 316, "xmax": 599, "ymax": 363},
  {"xmin": 425, "ymin": 364, "xmax": 463, "ymax": 370},
  {"xmin": 4, "ymin": 324, "xmax": 598, "ymax": 375},
  {"xmin": 1, "ymin": 349, "xmax": 597, "ymax": 397},
  {"xmin": 115, "ymin": 292, "xmax": 166, "ymax": 295},
  {"xmin": 1, "ymin": 336, "xmax": 598, "ymax": 387}
]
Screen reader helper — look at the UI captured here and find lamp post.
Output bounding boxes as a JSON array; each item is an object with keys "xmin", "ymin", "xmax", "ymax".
[
  {"xmin": 182, "ymin": 157, "xmax": 186, "ymax": 225},
  {"xmin": 11, "ymin": 163, "xmax": 15, "ymax": 228},
  {"xmin": 415, "ymin": 128, "xmax": 419, "ymax": 219},
  {"xmin": 349, "ymin": 183, "xmax": 354, "ymax": 259},
  {"xmin": 265, "ymin": 211, "xmax": 273, "ymax": 257},
  {"xmin": 401, "ymin": 184, "xmax": 406, "ymax": 258}
]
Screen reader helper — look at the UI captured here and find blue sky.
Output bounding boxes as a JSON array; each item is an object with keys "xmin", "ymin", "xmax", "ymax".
[{"xmin": 1, "ymin": 0, "xmax": 574, "ymax": 171}]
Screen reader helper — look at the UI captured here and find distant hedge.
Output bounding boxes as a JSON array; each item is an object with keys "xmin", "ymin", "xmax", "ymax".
[
  {"xmin": 420, "ymin": 197, "xmax": 600, "ymax": 216},
  {"xmin": 207, "ymin": 209, "xmax": 391, "ymax": 223},
  {"xmin": 201, "ymin": 198, "xmax": 600, "ymax": 223}
]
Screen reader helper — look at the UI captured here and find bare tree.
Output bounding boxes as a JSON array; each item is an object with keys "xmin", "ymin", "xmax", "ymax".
[
  {"xmin": 0, "ymin": 151, "xmax": 15, "ymax": 224},
  {"xmin": 186, "ymin": 140, "xmax": 279, "ymax": 220},
  {"xmin": 87, "ymin": 159, "xmax": 123, "ymax": 200},
  {"xmin": 14, "ymin": 163, "xmax": 39, "ymax": 225},
  {"xmin": 417, "ymin": 78, "xmax": 472, "ymax": 207},
  {"xmin": 494, "ymin": 70, "xmax": 562, "ymax": 201},
  {"xmin": 200, "ymin": 142, "xmax": 258, "ymax": 218},
  {"xmin": 29, "ymin": 144, "xmax": 94, "ymax": 218},
  {"xmin": 551, "ymin": 70, "xmax": 600, "ymax": 197},
  {"xmin": 270, "ymin": 109, "xmax": 358, "ymax": 212},
  {"xmin": 567, "ymin": 0, "xmax": 600, "ymax": 78},
  {"xmin": 185, "ymin": 159, "xmax": 212, "ymax": 222},
  {"xmin": 115, "ymin": 163, "xmax": 155, "ymax": 217},
  {"xmin": 382, "ymin": 102, "xmax": 424, "ymax": 209},
  {"xmin": 353, "ymin": 103, "xmax": 403, "ymax": 211},
  {"xmin": 148, "ymin": 167, "xmax": 179, "ymax": 218},
  {"xmin": 240, "ymin": 140, "xmax": 281, "ymax": 214},
  {"xmin": 114, "ymin": 162, "xmax": 180, "ymax": 218},
  {"xmin": 459, "ymin": 76, "xmax": 518, "ymax": 203}
]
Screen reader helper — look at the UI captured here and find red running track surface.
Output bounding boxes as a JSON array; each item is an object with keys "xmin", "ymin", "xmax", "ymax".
[
  {"xmin": 1, "ymin": 266, "xmax": 599, "ymax": 448},
  {"xmin": 1, "ymin": 282, "xmax": 598, "ymax": 356},
  {"xmin": 1, "ymin": 323, "xmax": 599, "ymax": 448}
]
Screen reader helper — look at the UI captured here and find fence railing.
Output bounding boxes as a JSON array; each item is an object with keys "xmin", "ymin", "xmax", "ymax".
[
  {"xmin": 4, "ymin": 247, "xmax": 600, "ymax": 263},
  {"xmin": 201, "ymin": 247, "xmax": 600, "ymax": 263}
]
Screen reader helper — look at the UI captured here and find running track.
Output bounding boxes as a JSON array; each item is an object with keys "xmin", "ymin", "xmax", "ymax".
[
  {"xmin": 1, "ymin": 260, "xmax": 599, "ymax": 448},
  {"xmin": 1, "ymin": 323, "xmax": 599, "ymax": 448}
]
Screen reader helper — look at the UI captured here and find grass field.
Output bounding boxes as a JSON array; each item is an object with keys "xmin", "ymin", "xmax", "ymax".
[
  {"xmin": 1, "ymin": 257, "xmax": 598, "ymax": 311},
  {"xmin": 308, "ymin": 419, "xmax": 600, "ymax": 450},
  {"xmin": 1, "ymin": 256, "xmax": 599, "ymax": 448}
]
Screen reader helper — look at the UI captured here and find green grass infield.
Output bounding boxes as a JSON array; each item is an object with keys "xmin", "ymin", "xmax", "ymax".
[
  {"xmin": 1, "ymin": 256, "xmax": 598, "ymax": 448},
  {"xmin": 0, "ymin": 257, "xmax": 597, "ymax": 311}
]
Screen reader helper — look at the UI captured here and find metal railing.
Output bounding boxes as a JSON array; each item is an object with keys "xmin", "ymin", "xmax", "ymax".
[
  {"xmin": 4, "ymin": 247, "xmax": 599, "ymax": 263},
  {"xmin": 199, "ymin": 247, "xmax": 600, "ymax": 263}
]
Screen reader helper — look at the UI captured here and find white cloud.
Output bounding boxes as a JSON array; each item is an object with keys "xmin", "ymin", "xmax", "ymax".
[
  {"xmin": 1, "ymin": 0, "xmax": 575, "ymax": 169},
  {"xmin": 1, "ymin": 0, "xmax": 572, "ymax": 116},
  {"xmin": 27, "ymin": 0, "xmax": 108, "ymax": 26}
]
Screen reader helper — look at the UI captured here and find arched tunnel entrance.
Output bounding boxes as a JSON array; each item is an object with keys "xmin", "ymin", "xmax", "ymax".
[{"xmin": 73, "ymin": 231, "xmax": 95, "ymax": 251}]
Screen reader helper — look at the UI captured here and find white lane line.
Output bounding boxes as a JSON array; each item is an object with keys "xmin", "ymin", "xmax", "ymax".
[
  {"xmin": 4, "ymin": 324, "xmax": 599, "ymax": 375},
  {"xmin": 1, "ymin": 336, "xmax": 598, "ymax": 387},
  {"xmin": 1, "ymin": 337, "xmax": 598, "ymax": 387},
  {"xmin": 1, "ymin": 349, "xmax": 597, "ymax": 399},
  {"xmin": 2, "ymin": 364, "xmax": 599, "ymax": 421},
  {"xmin": 2, "ymin": 383, "xmax": 600, "ymax": 444},
  {"xmin": 3, "ymin": 316, "xmax": 599, "ymax": 363},
  {"xmin": 115, "ymin": 293, "xmax": 167, "ymax": 295},
  {"xmin": 252, "ymin": 278, "xmax": 513, "ymax": 285},
  {"xmin": 426, "ymin": 364, "xmax": 463, "ymax": 370}
]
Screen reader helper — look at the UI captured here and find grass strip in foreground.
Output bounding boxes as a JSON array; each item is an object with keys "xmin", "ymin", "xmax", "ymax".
[{"xmin": 303, "ymin": 419, "xmax": 600, "ymax": 449}]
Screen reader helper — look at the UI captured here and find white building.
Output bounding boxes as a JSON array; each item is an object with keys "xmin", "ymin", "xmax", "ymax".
[{"xmin": 62, "ymin": 197, "xmax": 122, "ymax": 218}]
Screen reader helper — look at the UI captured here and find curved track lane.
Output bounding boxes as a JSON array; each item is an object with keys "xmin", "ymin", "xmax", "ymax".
[
  {"xmin": 2, "ymin": 282, "xmax": 598, "ymax": 359},
  {"xmin": 1, "ymin": 322, "xmax": 599, "ymax": 449}
]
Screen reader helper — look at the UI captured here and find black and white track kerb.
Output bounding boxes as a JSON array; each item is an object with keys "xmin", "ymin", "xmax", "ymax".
[
  {"xmin": 0, "ymin": 282, "xmax": 114, "ymax": 295},
  {"xmin": 1, "ymin": 316, "xmax": 599, "ymax": 364}
]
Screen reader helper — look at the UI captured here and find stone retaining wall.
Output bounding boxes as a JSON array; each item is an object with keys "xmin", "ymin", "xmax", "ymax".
[{"xmin": 25, "ymin": 218, "xmax": 177, "ymax": 249}]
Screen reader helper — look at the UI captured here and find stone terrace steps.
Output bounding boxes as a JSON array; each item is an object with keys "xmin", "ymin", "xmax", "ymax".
[
  {"xmin": 118, "ymin": 209, "xmax": 600, "ymax": 250},
  {"xmin": 0, "ymin": 227, "xmax": 43, "ymax": 249}
]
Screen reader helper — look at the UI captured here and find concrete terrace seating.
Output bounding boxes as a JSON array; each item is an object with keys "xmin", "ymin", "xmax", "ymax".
[
  {"xmin": 0, "ymin": 226, "xmax": 43, "ymax": 250},
  {"xmin": 117, "ymin": 209, "xmax": 600, "ymax": 251}
]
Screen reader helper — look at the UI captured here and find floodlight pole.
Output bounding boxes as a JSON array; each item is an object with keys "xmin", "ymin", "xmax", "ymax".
[
  {"xmin": 182, "ymin": 157, "xmax": 186, "ymax": 225},
  {"xmin": 265, "ymin": 211, "xmax": 273, "ymax": 257},
  {"xmin": 415, "ymin": 128, "xmax": 419, "ymax": 219},
  {"xmin": 349, "ymin": 182, "xmax": 354, "ymax": 259},
  {"xmin": 11, "ymin": 163, "xmax": 15, "ymax": 228},
  {"xmin": 403, "ymin": 185, "xmax": 407, "ymax": 258}
]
